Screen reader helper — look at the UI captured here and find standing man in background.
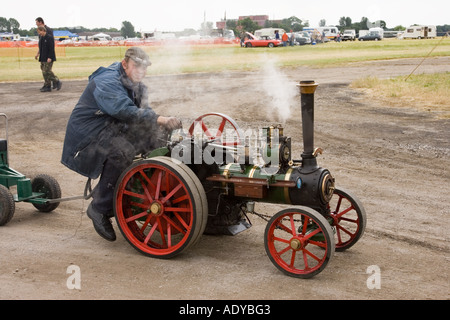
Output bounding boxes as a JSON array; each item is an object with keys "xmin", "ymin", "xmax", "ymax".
[
  {"xmin": 36, "ymin": 26, "xmax": 61, "ymax": 92},
  {"xmin": 35, "ymin": 17, "xmax": 61, "ymax": 92},
  {"xmin": 35, "ymin": 17, "xmax": 53, "ymax": 37},
  {"xmin": 282, "ymin": 31, "xmax": 289, "ymax": 46}
]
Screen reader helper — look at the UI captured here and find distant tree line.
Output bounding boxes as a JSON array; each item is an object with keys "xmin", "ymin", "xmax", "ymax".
[
  {"xmin": 0, "ymin": 17, "xmax": 138, "ymax": 38},
  {"xmin": 436, "ymin": 25, "xmax": 450, "ymax": 34},
  {"xmin": 0, "ymin": 17, "xmax": 21, "ymax": 33},
  {"xmin": 336, "ymin": 16, "xmax": 389, "ymax": 33},
  {"xmin": 224, "ymin": 16, "xmax": 309, "ymax": 35},
  {"xmin": 1, "ymin": 15, "xmax": 449, "ymax": 38}
]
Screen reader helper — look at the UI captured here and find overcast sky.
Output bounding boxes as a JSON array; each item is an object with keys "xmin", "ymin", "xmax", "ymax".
[{"xmin": 3, "ymin": 0, "xmax": 449, "ymax": 32}]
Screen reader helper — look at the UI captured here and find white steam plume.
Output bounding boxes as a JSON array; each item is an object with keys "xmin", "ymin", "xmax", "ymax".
[{"xmin": 260, "ymin": 56, "xmax": 297, "ymax": 124}]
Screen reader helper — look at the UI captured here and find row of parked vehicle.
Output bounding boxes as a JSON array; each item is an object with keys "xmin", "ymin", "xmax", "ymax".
[
  {"xmin": 242, "ymin": 27, "xmax": 388, "ymax": 48},
  {"xmin": 242, "ymin": 31, "xmax": 312, "ymax": 48}
]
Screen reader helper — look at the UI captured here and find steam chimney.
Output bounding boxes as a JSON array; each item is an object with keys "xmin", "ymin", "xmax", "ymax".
[{"xmin": 298, "ymin": 81, "xmax": 319, "ymax": 169}]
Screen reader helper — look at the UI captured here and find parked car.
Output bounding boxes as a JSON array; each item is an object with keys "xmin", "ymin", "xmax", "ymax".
[
  {"xmin": 294, "ymin": 32, "xmax": 311, "ymax": 45},
  {"xmin": 359, "ymin": 32, "xmax": 382, "ymax": 41},
  {"xmin": 244, "ymin": 32, "xmax": 282, "ymax": 48}
]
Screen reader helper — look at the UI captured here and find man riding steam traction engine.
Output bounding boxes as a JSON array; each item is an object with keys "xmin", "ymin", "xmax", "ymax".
[{"xmin": 112, "ymin": 80, "xmax": 366, "ymax": 278}]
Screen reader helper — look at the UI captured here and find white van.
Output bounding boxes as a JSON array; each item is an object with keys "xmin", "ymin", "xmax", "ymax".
[
  {"xmin": 342, "ymin": 29, "xmax": 356, "ymax": 41},
  {"xmin": 402, "ymin": 25, "xmax": 436, "ymax": 39},
  {"xmin": 369, "ymin": 27, "xmax": 384, "ymax": 39},
  {"xmin": 254, "ymin": 28, "xmax": 285, "ymax": 39},
  {"xmin": 304, "ymin": 26, "xmax": 339, "ymax": 40}
]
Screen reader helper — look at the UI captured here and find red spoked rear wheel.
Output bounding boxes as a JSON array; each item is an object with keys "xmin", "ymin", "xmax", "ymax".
[
  {"xmin": 328, "ymin": 188, "xmax": 366, "ymax": 251},
  {"xmin": 114, "ymin": 157, "xmax": 207, "ymax": 258},
  {"xmin": 188, "ymin": 113, "xmax": 243, "ymax": 146},
  {"xmin": 264, "ymin": 207, "xmax": 335, "ymax": 278}
]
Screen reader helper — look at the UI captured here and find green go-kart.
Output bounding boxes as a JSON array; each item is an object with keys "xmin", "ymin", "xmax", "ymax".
[{"xmin": 0, "ymin": 113, "xmax": 62, "ymax": 226}]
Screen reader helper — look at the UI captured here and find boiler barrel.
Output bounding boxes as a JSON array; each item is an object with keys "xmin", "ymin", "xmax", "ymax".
[
  {"xmin": 209, "ymin": 163, "xmax": 295, "ymax": 204},
  {"xmin": 209, "ymin": 163, "xmax": 333, "ymax": 209}
]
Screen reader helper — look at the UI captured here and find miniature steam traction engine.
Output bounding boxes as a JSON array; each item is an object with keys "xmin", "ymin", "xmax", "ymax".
[
  {"xmin": 0, "ymin": 81, "xmax": 366, "ymax": 278},
  {"xmin": 112, "ymin": 81, "xmax": 367, "ymax": 278}
]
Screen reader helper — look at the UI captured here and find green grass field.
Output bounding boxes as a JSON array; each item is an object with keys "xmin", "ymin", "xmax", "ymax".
[
  {"xmin": 1, "ymin": 38, "xmax": 449, "ymax": 116},
  {"xmin": 351, "ymin": 72, "xmax": 450, "ymax": 116},
  {"xmin": 0, "ymin": 38, "xmax": 449, "ymax": 82}
]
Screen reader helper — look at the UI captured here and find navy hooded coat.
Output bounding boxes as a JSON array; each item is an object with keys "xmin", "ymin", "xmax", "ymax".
[{"xmin": 61, "ymin": 62, "xmax": 159, "ymax": 179}]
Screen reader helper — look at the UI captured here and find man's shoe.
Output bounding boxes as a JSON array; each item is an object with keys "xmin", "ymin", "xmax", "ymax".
[
  {"xmin": 53, "ymin": 80, "xmax": 62, "ymax": 91},
  {"xmin": 87, "ymin": 203, "xmax": 116, "ymax": 241},
  {"xmin": 40, "ymin": 86, "xmax": 51, "ymax": 92}
]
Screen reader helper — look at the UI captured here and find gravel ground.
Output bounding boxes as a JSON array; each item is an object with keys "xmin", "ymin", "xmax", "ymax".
[{"xmin": 0, "ymin": 56, "xmax": 448, "ymax": 300}]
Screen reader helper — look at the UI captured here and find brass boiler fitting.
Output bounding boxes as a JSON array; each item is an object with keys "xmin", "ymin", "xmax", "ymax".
[{"xmin": 266, "ymin": 125, "xmax": 284, "ymax": 148}]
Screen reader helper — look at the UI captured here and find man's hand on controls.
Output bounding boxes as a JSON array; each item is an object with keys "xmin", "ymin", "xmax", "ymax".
[{"xmin": 157, "ymin": 116, "xmax": 182, "ymax": 131}]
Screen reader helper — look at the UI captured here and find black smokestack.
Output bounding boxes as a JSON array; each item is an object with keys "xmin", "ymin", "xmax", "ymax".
[{"xmin": 298, "ymin": 80, "xmax": 319, "ymax": 169}]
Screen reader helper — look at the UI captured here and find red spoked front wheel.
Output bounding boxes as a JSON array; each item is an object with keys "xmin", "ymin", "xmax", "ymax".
[
  {"xmin": 264, "ymin": 207, "xmax": 335, "ymax": 278},
  {"xmin": 328, "ymin": 188, "xmax": 366, "ymax": 251},
  {"xmin": 188, "ymin": 113, "xmax": 243, "ymax": 146},
  {"xmin": 114, "ymin": 157, "xmax": 207, "ymax": 258}
]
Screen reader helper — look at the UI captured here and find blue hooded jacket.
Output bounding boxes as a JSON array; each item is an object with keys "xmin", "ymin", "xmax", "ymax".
[{"xmin": 61, "ymin": 62, "xmax": 159, "ymax": 178}]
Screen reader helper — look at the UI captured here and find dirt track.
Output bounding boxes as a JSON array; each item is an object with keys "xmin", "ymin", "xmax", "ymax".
[{"xmin": 0, "ymin": 57, "xmax": 449, "ymax": 300}]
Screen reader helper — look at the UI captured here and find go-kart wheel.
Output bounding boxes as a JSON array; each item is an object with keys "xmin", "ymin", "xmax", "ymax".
[
  {"xmin": 188, "ymin": 113, "xmax": 243, "ymax": 146},
  {"xmin": 114, "ymin": 157, "xmax": 207, "ymax": 258},
  {"xmin": 264, "ymin": 207, "xmax": 335, "ymax": 278},
  {"xmin": 31, "ymin": 174, "xmax": 61, "ymax": 212},
  {"xmin": 328, "ymin": 188, "xmax": 366, "ymax": 251},
  {"xmin": 0, "ymin": 185, "xmax": 15, "ymax": 226}
]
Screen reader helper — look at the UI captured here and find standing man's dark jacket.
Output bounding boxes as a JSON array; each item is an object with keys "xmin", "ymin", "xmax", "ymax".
[
  {"xmin": 38, "ymin": 32, "xmax": 56, "ymax": 62},
  {"xmin": 61, "ymin": 62, "xmax": 159, "ymax": 179},
  {"xmin": 44, "ymin": 25, "xmax": 53, "ymax": 37}
]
